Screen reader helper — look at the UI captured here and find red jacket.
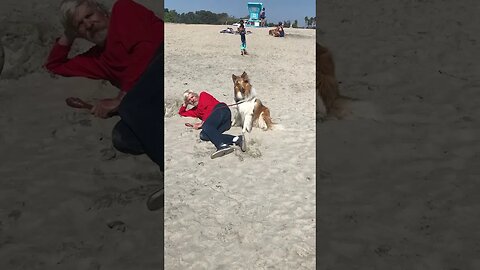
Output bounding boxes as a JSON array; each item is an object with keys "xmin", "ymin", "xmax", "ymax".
[
  {"xmin": 44, "ymin": 0, "xmax": 163, "ymax": 92},
  {"xmin": 178, "ymin": 92, "xmax": 223, "ymax": 121}
]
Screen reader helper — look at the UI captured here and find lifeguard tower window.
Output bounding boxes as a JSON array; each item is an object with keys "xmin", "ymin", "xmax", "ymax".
[{"xmin": 247, "ymin": 2, "xmax": 263, "ymax": 27}]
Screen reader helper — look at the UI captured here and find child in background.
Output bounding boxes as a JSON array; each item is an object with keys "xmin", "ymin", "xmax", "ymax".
[{"xmin": 238, "ymin": 20, "xmax": 248, "ymax": 55}]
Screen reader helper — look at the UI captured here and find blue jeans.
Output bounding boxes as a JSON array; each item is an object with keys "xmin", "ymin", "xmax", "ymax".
[
  {"xmin": 240, "ymin": 41, "xmax": 247, "ymax": 50},
  {"xmin": 199, "ymin": 104, "xmax": 235, "ymax": 150},
  {"xmin": 113, "ymin": 44, "xmax": 164, "ymax": 170}
]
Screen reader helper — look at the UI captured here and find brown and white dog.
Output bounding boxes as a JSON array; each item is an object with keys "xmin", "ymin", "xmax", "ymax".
[
  {"xmin": 317, "ymin": 42, "xmax": 353, "ymax": 119},
  {"xmin": 231, "ymin": 72, "xmax": 273, "ymax": 132}
]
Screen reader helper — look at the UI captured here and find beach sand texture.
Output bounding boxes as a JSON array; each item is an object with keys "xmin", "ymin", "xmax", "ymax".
[
  {"xmin": 0, "ymin": 0, "xmax": 164, "ymax": 269},
  {"xmin": 164, "ymin": 24, "xmax": 316, "ymax": 269},
  {"xmin": 317, "ymin": 0, "xmax": 480, "ymax": 268}
]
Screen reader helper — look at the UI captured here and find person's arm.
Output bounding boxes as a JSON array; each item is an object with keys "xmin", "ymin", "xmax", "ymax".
[
  {"xmin": 44, "ymin": 38, "xmax": 108, "ymax": 80},
  {"xmin": 46, "ymin": 34, "xmax": 119, "ymax": 118},
  {"xmin": 178, "ymin": 104, "xmax": 198, "ymax": 118}
]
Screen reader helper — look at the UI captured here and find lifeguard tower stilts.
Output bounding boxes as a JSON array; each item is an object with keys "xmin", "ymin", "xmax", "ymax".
[{"xmin": 245, "ymin": 2, "xmax": 263, "ymax": 27}]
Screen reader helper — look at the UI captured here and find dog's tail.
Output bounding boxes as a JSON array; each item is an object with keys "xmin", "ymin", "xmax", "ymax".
[
  {"xmin": 259, "ymin": 108, "xmax": 274, "ymax": 130},
  {"xmin": 254, "ymin": 99, "xmax": 274, "ymax": 130}
]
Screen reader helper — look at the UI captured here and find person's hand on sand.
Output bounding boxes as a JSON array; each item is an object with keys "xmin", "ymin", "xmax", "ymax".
[
  {"xmin": 185, "ymin": 122, "xmax": 203, "ymax": 129},
  {"xmin": 91, "ymin": 98, "xmax": 121, "ymax": 118}
]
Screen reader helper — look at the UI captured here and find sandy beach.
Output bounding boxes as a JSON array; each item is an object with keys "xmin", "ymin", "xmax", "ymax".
[
  {"xmin": 317, "ymin": 0, "xmax": 480, "ymax": 268},
  {"xmin": 0, "ymin": 0, "xmax": 164, "ymax": 269},
  {"xmin": 164, "ymin": 24, "xmax": 316, "ymax": 269}
]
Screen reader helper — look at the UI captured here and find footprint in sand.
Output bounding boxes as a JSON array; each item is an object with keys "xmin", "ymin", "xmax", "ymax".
[
  {"xmin": 64, "ymin": 111, "xmax": 92, "ymax": 126},
  {"xmin": 107, "ymin": 220, "xmax": 127, "ymax": 232},
  {"xmin": 88, "ymin": 184, "xmax": 159, "ymax": 210},
  {"xmin": 99, "ymin": 147, "xmax": 117, "ymax": 161},
  {"xmin": 245, "ymin": 138, "xmax": 262, "ymax": 158},
  {"xmin": 8, "ymin": 209, "xmax": 22, "ymax": 221}
]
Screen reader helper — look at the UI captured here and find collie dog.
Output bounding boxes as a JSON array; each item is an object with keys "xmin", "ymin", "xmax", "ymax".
[
  {"xmin": 317, "ymin": 42, "xmax": 352, "ymax": 119},
  {"xmin": 231, "ymin": 72, "xmax": 273, "ymax": 132}
]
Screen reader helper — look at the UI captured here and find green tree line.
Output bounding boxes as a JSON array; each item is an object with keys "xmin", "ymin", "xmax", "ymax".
[
  {"xmin": 164, "ymin": 9, "xmax": 240, "ymax": 25},
  {"xmin": 304, "ymin": 16, "xmax": 316, "ymax": 28},
  {"xmin": 165, "ymin": 8, "xmax": 311, "ymax": 28}
]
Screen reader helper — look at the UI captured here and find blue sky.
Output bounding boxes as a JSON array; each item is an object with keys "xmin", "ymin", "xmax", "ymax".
[{"xmin": 164, "ymin": 0, "xmax": 315, "ymax": 27}]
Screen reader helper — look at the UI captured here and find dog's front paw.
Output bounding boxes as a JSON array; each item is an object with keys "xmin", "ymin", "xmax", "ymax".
[{"xmin": 244, "ymin": 126, "xmax": 252, "ymax": 133}]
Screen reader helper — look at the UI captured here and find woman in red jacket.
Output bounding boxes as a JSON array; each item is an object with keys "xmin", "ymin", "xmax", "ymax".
[{"xmin": 179, "ymin": 90, "xmax": 246, "ymax": 159}]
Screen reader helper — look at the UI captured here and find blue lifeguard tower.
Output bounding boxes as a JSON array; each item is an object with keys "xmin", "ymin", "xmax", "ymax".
[{"xmin": 246, "ymin": 2, "xmax": 263, "ymax": 27}]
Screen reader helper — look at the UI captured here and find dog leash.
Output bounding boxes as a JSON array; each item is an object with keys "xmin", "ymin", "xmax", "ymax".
[
  {"xmin": 184, "ymin": 96, "xmax": 256, "ymax": 127},
  {"xmin": 226, "ymin": 100, "xmax": 246, "ymax": 107},
  {"xmin": 226, "ymin": 95, "xmax": 257, "ymax": 107},
  {"xmin": 185, "ymin": 99, "xmax": 249, "ymax": 127}
]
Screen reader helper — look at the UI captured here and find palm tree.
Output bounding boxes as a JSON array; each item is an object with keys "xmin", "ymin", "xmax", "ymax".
[{"xmin": 304, "ymin": 16, "xmax": 309, "ymax": 28}]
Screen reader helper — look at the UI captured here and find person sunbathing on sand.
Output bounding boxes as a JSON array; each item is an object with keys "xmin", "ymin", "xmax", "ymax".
[
  {"xmin": 44, "ymin": 0, "xmax": 164, "ymax": 210},
  {"xmin": 179, "ymin": 90, "xmax": 246, "ymax": 159},
  {"xmin": 269, "ymin": 22, "xmax": 285, "ymax": 37},
  {"xmin": 220, "ymin": 27, "xmax": 235, "ymax": 34}
]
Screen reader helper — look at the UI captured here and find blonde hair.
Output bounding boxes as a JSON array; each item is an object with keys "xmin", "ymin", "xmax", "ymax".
[
  {"xmin": 183, "ymin": 89, "xmax": 197, "ymax": 102},
  {"xmin": 60, "ymin": 0, "xmax": 109, "ymax": 34}
]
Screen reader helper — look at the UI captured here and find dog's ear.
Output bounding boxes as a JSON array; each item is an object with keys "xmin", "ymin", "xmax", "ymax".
[
  {"xmin": 232, "ymin": 74, "xmax": 237, "ymax": 82},
  {"xmin": 241, "ymin": 71, "xmax": 249, "ymax": 82}
]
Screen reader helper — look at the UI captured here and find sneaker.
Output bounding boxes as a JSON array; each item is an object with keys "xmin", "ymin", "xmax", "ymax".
[
  {"xmin": 211, "ymin": 145, "xmax": 234, "ymax": 159},
  {"xmin": 146, "ymin": 188, "xmax": 164, "ymax": 211},
  {"xmin": 235, "ymin": 135, "xmax": 247, "ymax": 152}
]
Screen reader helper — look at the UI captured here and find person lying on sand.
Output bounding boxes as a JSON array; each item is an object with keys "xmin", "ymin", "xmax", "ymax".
[
  {"xmin": 44, "ymin": 0, "xmax": 164, "ymax": 210},
  {"xmin": 269, "ymin": 22, "xmax": 285, "ymax": 37},
  {"xmin": 179, "ymin": 90, "xmax": 246, "ymax": 159},
  {"xmin": 219, "ymin": 27, "xmax": 235, "ymax": 34}
]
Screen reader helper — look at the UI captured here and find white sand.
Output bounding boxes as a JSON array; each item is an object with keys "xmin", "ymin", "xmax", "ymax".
[
  {"xmin": 317, "ymin": 0, "xmax": 480, "ymax": 268},
  {"xmin": 0, "ymin": 0, "xmax": 164, "ymax": 269},
  {"xmin": 164, "ymin": 24, "xmax": 316, "ymax": 269}
]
